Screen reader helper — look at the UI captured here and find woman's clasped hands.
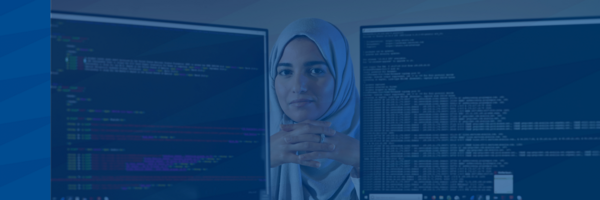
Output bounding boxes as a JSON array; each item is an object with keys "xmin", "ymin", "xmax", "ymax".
[{"xmin": 270, "ymin": 120, "xmax": 360, "ymax": 170}]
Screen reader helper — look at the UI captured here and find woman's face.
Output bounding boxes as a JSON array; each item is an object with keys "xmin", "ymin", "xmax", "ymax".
[{"xmin": 275, "ymin": 37, "xmax": 335, "ymax": 122}]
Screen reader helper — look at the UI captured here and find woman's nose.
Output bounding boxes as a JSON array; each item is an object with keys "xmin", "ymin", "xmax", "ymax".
[{"xmin": 292, "ymin": 74, "xmax": 308, "ymax": 94}]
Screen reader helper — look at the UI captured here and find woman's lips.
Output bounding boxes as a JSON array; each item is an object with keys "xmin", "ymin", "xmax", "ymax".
[{"xmin": 289, "ymin": 99, "xmax": 314, "ymax": 107}]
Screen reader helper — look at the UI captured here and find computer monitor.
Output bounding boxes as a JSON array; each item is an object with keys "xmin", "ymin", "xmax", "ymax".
[
  {"xmin": 51, "ymin": 12, "xmax": 268, "ymax": 200},
  {"xmin": 360, "ymin": 17, "xmax": 600, "ymax": 200}
]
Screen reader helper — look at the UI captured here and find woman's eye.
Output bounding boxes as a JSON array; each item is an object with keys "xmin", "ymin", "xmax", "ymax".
[
  {"xmin": 278, "ymin": 69, "xmax": 292, "ymax": 76},
  {"xmin": 310, "ymin": 68, "xmax": 325, "ymax": 75}
]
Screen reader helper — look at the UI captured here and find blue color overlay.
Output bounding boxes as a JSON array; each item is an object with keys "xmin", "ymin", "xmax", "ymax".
[{"xmin": 0, "ymin": 0, "xmax": 51, "ymax": 199}]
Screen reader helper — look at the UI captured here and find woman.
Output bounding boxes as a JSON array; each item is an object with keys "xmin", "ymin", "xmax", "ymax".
[{"xmin": 269, "ymin": 18, "xmax": 361, "ymax": 200}]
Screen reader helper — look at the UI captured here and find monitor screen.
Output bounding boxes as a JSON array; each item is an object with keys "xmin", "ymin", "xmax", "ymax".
[
  {"xmin": 360, "ymin": 17, "xmax": 600, "ymax": 200},
  {"xmin": 51, "ymin": 12, "xmax": 268, "ymax": 200}
]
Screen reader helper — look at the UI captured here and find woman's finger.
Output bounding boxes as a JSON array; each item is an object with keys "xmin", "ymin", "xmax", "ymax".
[
  {"xmin": 281, "ymin": 121, "xmax": 332, "ymax": 131},
  {"xmin": 298, "ymin": 160, "xmax": 321, "ymax": 168},
  {"xmin": 282, "ymin": 154, "xmax": 321, "ymax": 168},
  {"xmin": 281, "ymin": 123, "xmax": 336, "ymax": 136},
  {"xmin": 280, "ymin": 124, "xmax": 294, "ymax": 132},
  {"xmin": 284, "ymin": 134, "xmax": 321, "ymax": 144},
  {"xmin": 287, "ymin": 142, "xmax": 336, "ymax": 152},
  {"xmin": 298, "ymin": 151, "xmax": 329, "ymax": 161},
  {"xmin": 299, "ymin": 120, "xmax": 332, "ymax": 127},
  {"xmin": 294, "ymin": 124, "xmax": 336, "ymax": 136}
]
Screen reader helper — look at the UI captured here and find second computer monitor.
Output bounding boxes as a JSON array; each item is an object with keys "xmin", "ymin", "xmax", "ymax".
[{"xmin": 360, "ymin": 17, "xmax": 600, "ymax": 200}]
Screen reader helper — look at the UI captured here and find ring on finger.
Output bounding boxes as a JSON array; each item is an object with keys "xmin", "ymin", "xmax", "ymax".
[{"xmin": 319, "ymin": 134, "xmax": 325, "ymax": 143}]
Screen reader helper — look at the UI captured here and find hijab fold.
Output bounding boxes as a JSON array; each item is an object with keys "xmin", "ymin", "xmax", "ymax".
[{"xmin": 269, "ymin": 18, "xmax": 360, "ymax": 200}]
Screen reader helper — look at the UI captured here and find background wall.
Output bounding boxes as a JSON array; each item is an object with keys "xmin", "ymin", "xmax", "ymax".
[{"xmin": 52, "ymin": 0, "xmax": 600, "ymax": 90}]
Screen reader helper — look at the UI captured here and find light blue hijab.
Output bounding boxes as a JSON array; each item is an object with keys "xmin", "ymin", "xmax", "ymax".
[{"xmin": 269, "ymin": 18, "xmax": 360, "ymax": 200}]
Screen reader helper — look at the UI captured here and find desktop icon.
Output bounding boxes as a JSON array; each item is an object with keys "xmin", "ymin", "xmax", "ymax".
[
  {"xmin": 517, "ymin": 196, "xmax": 522, "ymax": 200},
  {"xmin": 455, "ymin": 195, "xmax": 460, "ymax": 200}
]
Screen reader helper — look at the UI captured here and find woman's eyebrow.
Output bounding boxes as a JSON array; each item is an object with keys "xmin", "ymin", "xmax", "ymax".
[
  {"xmin": 277, "ymin": 63, "xmax": 292, "ymax": 67},
  {"xmin": 304, "ymin": 61, "xmax": 327, "ymax": 67}
]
